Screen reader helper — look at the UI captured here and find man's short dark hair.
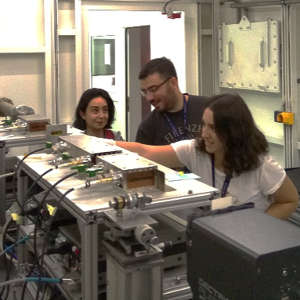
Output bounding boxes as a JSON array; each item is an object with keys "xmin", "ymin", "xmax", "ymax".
[{"xmin": 139, "ymin": 57, "xmax": 178, "ymax": 80}]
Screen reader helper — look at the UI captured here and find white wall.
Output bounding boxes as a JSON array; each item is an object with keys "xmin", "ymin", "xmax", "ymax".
[
  {"xmin": 88, "ymin": 10, "xmax": 186, "ymax": 90},
  {"xmin": 87, "ymin": 10, "xmax": 186, "ymax": 137},
  {"xmin": 0, "ymin": 0, "xmax": 45, "ymax": 114},
  {"xmin": 0, "ymin": 1, "xmax": 44, "ymax": 48},
  {"xmin": 0, "ymin": 54, "xmax": 45, "ymax": 113}
]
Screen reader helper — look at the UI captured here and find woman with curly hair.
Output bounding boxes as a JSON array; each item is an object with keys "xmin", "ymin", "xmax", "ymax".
[{"xmin": 114, "ymin": 93, "xmax": 298, "ymax": 219}]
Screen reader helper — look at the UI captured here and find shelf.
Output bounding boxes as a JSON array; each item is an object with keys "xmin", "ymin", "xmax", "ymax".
[
  {"xmin": 0, "ymin": 47, "xmax": 45, "ymax": 54},
  {"xmin": 58, "ymin": 28, "xmax": 76, "ymax": 36}
]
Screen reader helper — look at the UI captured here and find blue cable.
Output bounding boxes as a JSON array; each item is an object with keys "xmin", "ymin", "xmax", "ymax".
[
  {"xmin": 25, "ymin": 277, "xmax": 61, "ymax": 284},
  {"xmin": 1, "ymin": 235, "xmax": 30, "ymax": 257}
]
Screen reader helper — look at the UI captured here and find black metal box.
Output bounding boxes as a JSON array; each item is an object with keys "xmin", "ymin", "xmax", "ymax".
[{"xmin": 187, "ymin": 209, "xmax": 300, "ymax": 300}]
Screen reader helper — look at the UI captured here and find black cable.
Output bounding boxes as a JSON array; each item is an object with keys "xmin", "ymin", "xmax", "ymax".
[
  {"xmin": 21, "ymin": 168, "xmax": 54, "ymax": 224},
  {"xmin": 35, "ymin": 280, "xmax": 41, "ymax": 300},
  {"xmin": 12, "ymin": 147, "xmax": 47, "ymax": 209},
  {"xmin": 5, "ymin": 255, "xmax": 14, "ymax": 300},
  {"xmin": 36, "ymin": 172, "xmax": 77, "ymax": 266},
  {"xmin": 31, "ymin": 176, "xmax": 75, "ymax": 300},
  {"xmin": 29, "ymin": 211, "xmax": 48, "ymax": 300},
  {"xmin": 39, "ymin": 171, "xmax": 77, "ymax": 209},
  {"xmin": 24, "ymin": 168, "xmax": 54, "ymax": 206},
  {"xmin": 20, "ymin": 171, "xmax": 76, "ymax": 299},
  {"xmin": 33, "ymin": 218, "xmax": 41, "ymax": 272},
  {"xmin": 20, "ymin": 267, "xmax": 35, "ymax": 300},
  {"xmin": 15, "ymin": 147, "xmax": 47, "ymax": 175},
  {"xmin": 33, "ymin": 235, "xmax": 48, "ymax": 300},
  {"xmin": 0, "ymin": 255, "xmax": 8, "ymax": 298},
  {"xmin": 1, "ymin": 218, "xmax": 16, "ymax": 266},
  {"xmin": 24, "ymin": 172, "xmax": 76, "ymax": 235},
  {"xmin": 20, "ymin": 282, "xmax": 27, "ymax": 300},
  {"xmin": 38, "ymin": 187, "xmax": 75, "ymax": 289},
  {"xmin": 38, "ymin": 187, "xmax": 74, "ymax": 265},
  {"xmin": 0, "ymin": 258, "xmax": 7, "ymax": 297},
  {"xmin": 20, "ymin": 267, "xmax": 38, "ymax": 300},
  {"xmin": 34, "ymin": 273, "xmax": 42, "ymax": 300},
  {"xmin": 57, "ymin": 188, "xmax": 74, "ymax": 205}
]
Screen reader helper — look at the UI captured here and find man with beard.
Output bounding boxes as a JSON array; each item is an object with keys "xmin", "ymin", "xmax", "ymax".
[{"xmin": 135, "ymin": 57, "xmax": 208, "ymax": 145}]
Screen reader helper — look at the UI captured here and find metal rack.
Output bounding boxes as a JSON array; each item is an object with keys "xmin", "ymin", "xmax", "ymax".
[{"xmin": 16, "ymin": 144, "xmax": 216, "ymax": 300}]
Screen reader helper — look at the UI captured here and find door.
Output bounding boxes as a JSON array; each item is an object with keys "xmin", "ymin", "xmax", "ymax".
[{"xmin": 125, "ymin": 25, "xmax": 151, "ymax": 141}]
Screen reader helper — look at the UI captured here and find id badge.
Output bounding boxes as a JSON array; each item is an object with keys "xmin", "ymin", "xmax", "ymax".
[{"xmin": 211, "ymin": 196, "xmax": 233, "ymax": 210}]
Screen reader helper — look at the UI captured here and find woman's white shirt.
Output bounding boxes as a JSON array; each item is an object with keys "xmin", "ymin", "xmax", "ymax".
[{"xmin": 171, "ymin": 139, "xmax": 286, "ymax": 210}]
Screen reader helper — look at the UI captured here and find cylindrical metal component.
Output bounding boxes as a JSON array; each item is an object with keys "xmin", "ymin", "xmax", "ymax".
[
  {"xmin": 125, "ymin": 192, "xmax": 138, "ymax": 209},
  {"xmin": 110, "ymin": 195, "xmax": 126, "ymax": 210},
  {"xmin": 134, "ymin": 224, "xmax": 157, "ymax": 246}
]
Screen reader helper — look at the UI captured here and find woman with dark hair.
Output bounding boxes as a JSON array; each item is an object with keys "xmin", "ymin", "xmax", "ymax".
[
  {"xmin": 112, "ymin": 93, "xmax": 298, "ymax": 219},
  {"xmin": 73, "ymin": 88, "xmax": 123, "ymax": 140}
]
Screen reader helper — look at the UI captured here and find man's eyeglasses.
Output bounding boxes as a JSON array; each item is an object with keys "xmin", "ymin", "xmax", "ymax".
[{"xmin": 140, "ymin": 77, "xmax": 171, "ymax": 97}]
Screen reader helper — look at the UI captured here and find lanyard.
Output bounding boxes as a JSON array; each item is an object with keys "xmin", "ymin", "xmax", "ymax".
[
  {"xmin": 211, "ymin": 155, "xmax": 231, "ymax": 197},
  {"xmin": 164, "ymin": 95, "xmax": 187, "ymax": 141}
]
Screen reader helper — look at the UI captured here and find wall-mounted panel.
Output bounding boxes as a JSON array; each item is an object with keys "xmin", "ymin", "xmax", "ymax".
[{"xmin": 219, "ymin": 16, "xmax": 280, "ymax": 93}]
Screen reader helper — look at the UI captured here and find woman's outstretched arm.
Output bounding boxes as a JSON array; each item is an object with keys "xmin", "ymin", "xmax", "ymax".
[{"xmin": 116, "ymin": 141, "xmax": 182, "ymax": 169}]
